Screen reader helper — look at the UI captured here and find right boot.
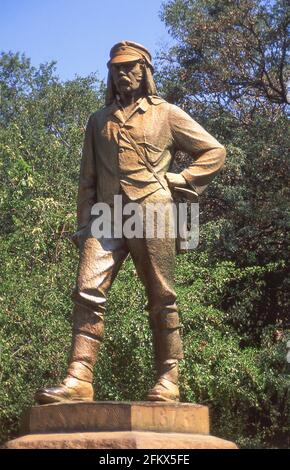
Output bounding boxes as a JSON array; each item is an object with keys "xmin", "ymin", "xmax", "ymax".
[
  {"xmin": 146, "ymin": 311, "xmax": 184, "ymax": 402},
  {"xmin": 35, "ymin": 307, "xmax": 104, "ymax": 404}
]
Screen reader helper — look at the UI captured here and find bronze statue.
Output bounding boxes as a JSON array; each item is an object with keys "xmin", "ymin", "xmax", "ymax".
[{"xmin": 35, "ymin": 41, "xmax": 226, "ymax": 404}]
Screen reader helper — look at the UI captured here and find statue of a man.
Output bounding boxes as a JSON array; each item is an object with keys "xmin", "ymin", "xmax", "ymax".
[{"xmin": 35, "ymin": 41, "xmax": 226, "ymax": 404}]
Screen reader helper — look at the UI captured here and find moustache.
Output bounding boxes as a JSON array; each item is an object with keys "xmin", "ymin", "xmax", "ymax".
[{"xmin": 118, "ymin": 76, "xmax": 131, "ymax": 85}]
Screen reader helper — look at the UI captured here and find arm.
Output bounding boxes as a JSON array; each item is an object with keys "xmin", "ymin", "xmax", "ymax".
[
  {"xmin": 76, "ymin": 115, "xmax": 98, "ymax": 231},
  {"xmin": 168, "ymin": 105, "xmax": 226, "ymax": 195}
]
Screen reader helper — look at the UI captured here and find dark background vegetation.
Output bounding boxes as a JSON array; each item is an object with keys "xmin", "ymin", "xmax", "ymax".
[{"xmin": 0, "ymin": 0, "xmax": 289, "ymax": 448}]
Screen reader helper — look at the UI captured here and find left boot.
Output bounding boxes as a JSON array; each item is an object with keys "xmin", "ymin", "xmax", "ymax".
[
  {"xmin": 146, "ymin": 312, "xmax": 183, "ymax": 403},
  {"xmin": 146, "ymin": 359, "xmax": 180, "ymax": 402}
]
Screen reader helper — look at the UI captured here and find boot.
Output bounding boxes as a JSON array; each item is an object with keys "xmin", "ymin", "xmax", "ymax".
[
  {"xmin": 146, "ymin": 312, "xmax": 183, "ymax": 403},
  {"xmin": 35, "ymin": 308, "xmax": 104, "ymax": 405},
  {"xmin": 147, "ymin": 359, "xmax": 180, "ymax": 402}
]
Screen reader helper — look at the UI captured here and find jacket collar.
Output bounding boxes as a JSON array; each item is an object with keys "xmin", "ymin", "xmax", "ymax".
[
  {"xmin": 107, "ymin": 95, "xmax": 165, "ymax": 123},
  {"xmin": 109, "ymin": 96, "xmax": 149, "ymax": 122}
]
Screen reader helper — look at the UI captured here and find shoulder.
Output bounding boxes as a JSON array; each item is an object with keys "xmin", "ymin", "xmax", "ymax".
[
  {"xmin": 148, "ymin": 98, "xmax": 193, "ymax": 121},
  {"xmin": 147, "ymin": 95, "xmax": 176, "ymax": 117},
  {"xmin": 86, "ymin": 105, "xmax": 113, "ymax": 128},
  {"xmin": 168, "ymin": 103, "xmax": 193, "ymax": 118},
  {"xmin": 89, "ymin": 106, "xmax": 109, "ymax": 121}
]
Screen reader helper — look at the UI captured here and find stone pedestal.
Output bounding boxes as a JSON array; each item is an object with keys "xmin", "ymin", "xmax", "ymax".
[{"xmin": 5, "ymin": 401, "xmax": 237, "ymax": 449}]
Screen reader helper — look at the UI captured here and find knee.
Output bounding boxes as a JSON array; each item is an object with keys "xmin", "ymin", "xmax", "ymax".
[{"xmin": 72, "ymin": 286, "xmax": 107, "ymax": 312}]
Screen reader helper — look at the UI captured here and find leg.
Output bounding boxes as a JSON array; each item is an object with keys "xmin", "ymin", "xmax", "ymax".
[
  {"xmin": 126, "ymin": 189, "xmax": 183, "ymax": 402},
  {"xmin": 35, "ymin": 231, "xmax": 128, "ymax": 404}
]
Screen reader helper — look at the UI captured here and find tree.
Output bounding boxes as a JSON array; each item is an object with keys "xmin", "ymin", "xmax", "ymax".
[
  {"xmin": 0, "ymin": 52, "xmax": 105, "ymax": 260},
  {"xmin": 158, "ymin": 0, "xmax": 289, "ymax": 117}
]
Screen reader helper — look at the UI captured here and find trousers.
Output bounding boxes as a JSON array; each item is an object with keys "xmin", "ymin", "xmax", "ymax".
[{"xmin": 71, "ymin": 188, "xmax": 182, "ymax": 353}]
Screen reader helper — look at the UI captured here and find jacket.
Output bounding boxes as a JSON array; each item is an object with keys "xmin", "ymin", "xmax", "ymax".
[{"xmin": 77, "ymin": 95, "xmax": 226, "ymax": 231}]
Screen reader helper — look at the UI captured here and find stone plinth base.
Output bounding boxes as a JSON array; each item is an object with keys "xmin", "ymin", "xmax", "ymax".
[
  {"xmin": 5, "ymin": 401, "xmax": 237, "ymax": 449},
  {"xmin": 5, "ymin": 431, "xmax": 237, "ymax": 449},
  {"xmin": 21, "ymin": 401, "xmax": 209, "ymax": 435}
]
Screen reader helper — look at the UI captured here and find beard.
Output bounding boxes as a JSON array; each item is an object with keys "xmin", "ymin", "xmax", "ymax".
[{"xmin": 117, "ymin": 78, "xmax": 142, "ymax": 95}]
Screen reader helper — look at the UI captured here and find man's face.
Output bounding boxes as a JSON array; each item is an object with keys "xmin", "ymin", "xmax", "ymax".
[{"xmin": 110, "ymin": 60, "xmax": 144, "ymax": 95}]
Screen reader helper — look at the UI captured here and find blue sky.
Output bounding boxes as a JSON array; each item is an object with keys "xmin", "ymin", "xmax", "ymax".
[{"xmin": 0, "ymin": 0, "xmax": 172, "ymax": 81}]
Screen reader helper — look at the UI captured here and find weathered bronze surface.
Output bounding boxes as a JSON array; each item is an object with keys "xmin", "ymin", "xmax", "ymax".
[{"xmin": 35, "ymin": 40, "xmax": 226, "ymax": 405}]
